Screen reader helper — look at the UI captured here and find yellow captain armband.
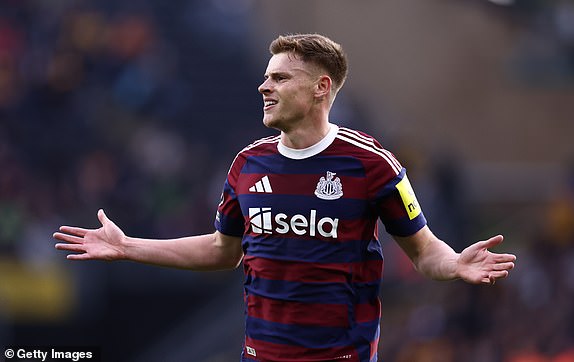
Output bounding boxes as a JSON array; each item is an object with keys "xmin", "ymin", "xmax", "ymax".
[{"xmin": 395, "ymin": 175, "xmax": 421, "ymax": 220}]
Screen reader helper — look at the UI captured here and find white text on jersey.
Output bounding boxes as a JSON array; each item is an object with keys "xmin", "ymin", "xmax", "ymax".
[{"xmin": 248, "ymin": 208, "xmax": 339, "ymax": 238}]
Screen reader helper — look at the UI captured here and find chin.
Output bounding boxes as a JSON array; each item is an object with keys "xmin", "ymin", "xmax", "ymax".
[{"xmin": 263, "ymin": 116, "xmax": 282, "ymax": 130}]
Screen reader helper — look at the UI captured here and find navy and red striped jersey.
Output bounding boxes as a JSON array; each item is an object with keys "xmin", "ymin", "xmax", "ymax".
[{"xmin": 214, "ymin": 124, "xmax": 427, "ymax": 362}]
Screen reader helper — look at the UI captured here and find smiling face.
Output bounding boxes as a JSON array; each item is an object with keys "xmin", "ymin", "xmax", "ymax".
[{"xmin": 258, "ymin": 52, "xmax": 323, "ymax": 132}]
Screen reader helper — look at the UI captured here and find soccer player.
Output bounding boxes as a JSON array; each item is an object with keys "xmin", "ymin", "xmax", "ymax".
[{"xmin": 54, "ymin": 34, "xmax": 516, "ymax": 361}]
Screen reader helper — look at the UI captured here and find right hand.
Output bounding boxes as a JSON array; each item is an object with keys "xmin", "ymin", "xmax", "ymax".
[{"xmin": 54, "ymin": 209, "xmax": 127, "ymax": 261}]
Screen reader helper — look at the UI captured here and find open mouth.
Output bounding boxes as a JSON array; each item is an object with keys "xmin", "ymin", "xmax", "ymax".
[{"xmin": 264, "ymin": 99, "xmax": 278, "ymax": 110}]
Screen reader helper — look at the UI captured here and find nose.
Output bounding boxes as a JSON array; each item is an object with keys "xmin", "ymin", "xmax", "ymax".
[{"xmin": 258, "ymin": 78, "xmax": 271, "ymax": 94}]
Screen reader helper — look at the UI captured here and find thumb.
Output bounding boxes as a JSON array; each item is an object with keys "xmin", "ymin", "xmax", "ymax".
[
  {"xmin": 479, "ymin": 234, "xmax": 504, "ymax": 250},
  {"xmin": 97, "ymin": 209, "xmax": 109, "ymax": 226}
]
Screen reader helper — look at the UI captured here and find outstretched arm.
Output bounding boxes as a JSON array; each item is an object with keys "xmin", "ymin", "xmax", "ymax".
[
  {"xmin": 393, "ymin": 225, "xmax": 516, "ymax": 285},
  {"xmin": 54, "ymin": 209, "xmax": 244, "ymax": 271}
]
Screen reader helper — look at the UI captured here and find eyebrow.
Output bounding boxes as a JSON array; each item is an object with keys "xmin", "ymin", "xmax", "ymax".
[
  {"xmin": 263, "ymin": 71, "xmax": 291, "ymax": 79},
  {"xmin": 264, "ymin": 67, "xmax": 313, "ymax": 79}
]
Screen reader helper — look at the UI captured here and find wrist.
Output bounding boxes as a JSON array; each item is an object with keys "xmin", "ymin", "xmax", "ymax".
[
  {"xmin": 119, "ymin": 235, "xmax": 134, "ymax": 260},
  {"xmin": 440, "ymin": 253, "xmax": 461, "ymax": 281},
  {"xmin": 451, "ymin": 253, "xmax": 462, "ymax": 280}
]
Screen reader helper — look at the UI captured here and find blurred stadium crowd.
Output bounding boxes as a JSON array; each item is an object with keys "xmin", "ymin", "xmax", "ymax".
[{"xmin": 0, "ymin": 0, "xmax": 573, "ymax": 361}]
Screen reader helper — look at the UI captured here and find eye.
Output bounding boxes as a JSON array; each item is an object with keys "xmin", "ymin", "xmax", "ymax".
[{"xmin": 263, "ymin": 73, "xmax": 289, "ymax": 82}]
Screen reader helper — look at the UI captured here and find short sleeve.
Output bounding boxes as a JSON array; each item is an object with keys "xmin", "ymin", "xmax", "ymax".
[
  {"xmin": 214, "ymin": 157, "xmax": 246, "ymax": 237},
  {"xmin": 374, "ymin": 168, "xmax": 427, "ymax": 237}
]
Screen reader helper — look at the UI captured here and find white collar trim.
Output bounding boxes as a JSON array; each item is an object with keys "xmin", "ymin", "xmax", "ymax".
[{"xmin": 277, "ymin": 124, "xmax": 339, "ymax": 160}]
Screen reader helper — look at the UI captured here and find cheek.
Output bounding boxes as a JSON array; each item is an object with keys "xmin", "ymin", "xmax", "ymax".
[{"xmin": 285, "ymin": 89, "xmax": 312, "ymax": 108}]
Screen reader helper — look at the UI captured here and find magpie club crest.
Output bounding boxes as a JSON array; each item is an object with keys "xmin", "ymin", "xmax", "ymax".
[{"xmin": 315, "ymin": 171, "xmax": 343, "ymax": 200}]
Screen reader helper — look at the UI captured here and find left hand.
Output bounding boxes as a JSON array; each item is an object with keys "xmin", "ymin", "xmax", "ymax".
[{"xmin": 457, "ymin": 235, "xmax": 516, "ymax": 285}]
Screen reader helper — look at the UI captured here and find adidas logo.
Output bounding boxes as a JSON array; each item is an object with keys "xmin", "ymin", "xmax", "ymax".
[{"xmin": 249, "ymin": 176, "xmax": 273, "ymax": 193}]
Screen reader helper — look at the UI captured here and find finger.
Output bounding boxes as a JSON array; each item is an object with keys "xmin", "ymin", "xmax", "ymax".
[
  {"xmin": 58, "ymin": 226, "xmax": 89, "ymax": 237},
  {"xmin": 479, "ymin": 269, "xmax": 509, "ymax": 285},
  {"xmin": 492, "ymin": 253, "xmax": 517, "ymax": 263},
  {"xmin": 67, "ymin": 253, "xmax": 93, "ymax": 261},
  {"xmin": 490, "ymin": 270, "xmax": 509, "ymax": 280},
  {"xmin": 55, "ymin": 243, "xmax": 86, "ymax": 252},
  {"xmin": 481, "ymin": 275, "xmax": 500, "ymax": 285},
  {"xmin": 480, "ymin": 275, "xmax": 493, "ymax": 285},
  {"xmin": 491, "ymin": 262, "xmax": 515, "ymax": 271},
  {"xmin": 53, "ymin": 232, "xmax": 85, "ymax": 244}
]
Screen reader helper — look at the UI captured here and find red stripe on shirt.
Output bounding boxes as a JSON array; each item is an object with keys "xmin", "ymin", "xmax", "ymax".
[
  {"xmin": 355, "ymin": 299, "xmax": 381, "ymax": 324},
  {"xmin": 244, "ymin": 256, "xmax": 383, "ymax": 284},
  {"xmin": 247, "ymin": 293, "xmax": 349, "ymax": 328}
]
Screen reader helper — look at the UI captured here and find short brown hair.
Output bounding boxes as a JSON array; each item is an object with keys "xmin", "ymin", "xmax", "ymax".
[{"xmin": 269, "ymin": 33, "xmax": 348, "ymax": 93}]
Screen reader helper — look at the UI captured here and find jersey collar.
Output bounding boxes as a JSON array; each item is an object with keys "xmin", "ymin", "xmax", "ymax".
[{"xmin": 277, "ymin": 124, "xmax": 339, "ymax": 160}]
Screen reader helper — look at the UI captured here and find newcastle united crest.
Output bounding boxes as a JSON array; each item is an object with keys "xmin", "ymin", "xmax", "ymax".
[{"xmin": 315, "ymin": 171, "xmax": 343, "ymax": 200}]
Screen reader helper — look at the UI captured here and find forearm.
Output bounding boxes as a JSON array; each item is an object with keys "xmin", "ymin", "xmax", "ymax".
[
  {"xmin": 394, "ymin": 226, "xmax": 460, "ymax": 281},
  {"xmin": 413, "ymin": 236, "xmax": 459, "ymax": 281},
  {"xmin": 123, "ymin": 232, "xmax": 243, "ymax": 271}
]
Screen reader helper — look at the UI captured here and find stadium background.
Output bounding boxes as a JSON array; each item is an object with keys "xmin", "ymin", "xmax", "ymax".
[{"xmin": 1, "ymin": 0, "xmax": 573, "ymax": 360}]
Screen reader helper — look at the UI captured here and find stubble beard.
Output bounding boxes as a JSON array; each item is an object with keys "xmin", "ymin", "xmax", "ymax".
[
  {"xmin": 262, "ymin": 112, "xmax": 288, "ymax": 132},
  {"xmin": 262, "ymin": 107, "xmax": 306, "ymax": 134}
]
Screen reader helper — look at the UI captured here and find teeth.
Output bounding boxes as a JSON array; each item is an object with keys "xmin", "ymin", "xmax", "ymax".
[{"xmin": 264, "ymin": 100, "xmax": 277, "ymax": 107}]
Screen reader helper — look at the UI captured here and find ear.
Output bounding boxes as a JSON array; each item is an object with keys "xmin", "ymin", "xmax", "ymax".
[{"xmin": 314, "ymin": 75, "xmax": 332, "ymax": 99}]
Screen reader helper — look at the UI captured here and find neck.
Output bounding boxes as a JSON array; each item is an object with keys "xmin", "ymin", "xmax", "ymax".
[{"xmin": 280, "ymin": 116, "xmax": 331, "ymax": 149}]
